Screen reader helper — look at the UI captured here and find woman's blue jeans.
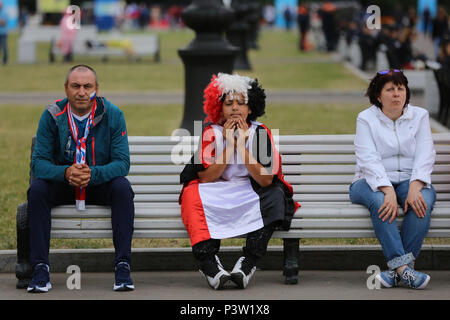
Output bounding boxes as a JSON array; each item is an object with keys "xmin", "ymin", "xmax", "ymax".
[{"xmin": 349, "ymin": 179, "xmax": 436, "ymax": 270}]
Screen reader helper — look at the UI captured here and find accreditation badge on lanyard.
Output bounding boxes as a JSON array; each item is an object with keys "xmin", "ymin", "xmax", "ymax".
[{"xmin": 67, "ymin": 100, "xmax": 97, "ymax": 211}]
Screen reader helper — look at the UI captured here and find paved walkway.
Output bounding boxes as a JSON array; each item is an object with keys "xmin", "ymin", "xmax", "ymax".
[{"xmin": 2, "ymin": 270, "xmax": 450, "ymax": 300}]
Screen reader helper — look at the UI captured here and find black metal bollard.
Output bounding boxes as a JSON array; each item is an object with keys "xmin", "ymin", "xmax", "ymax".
[
  {"xmin": 225, "ymin": 0, "xmax": 252, "ymax": 70},
  {"xmin": 246, "ymin": 0, "xmax": 262, "ymax": 50},
  {"xmin": 178, "ymin": 0, "xmax": 239, "ymax": 135}
]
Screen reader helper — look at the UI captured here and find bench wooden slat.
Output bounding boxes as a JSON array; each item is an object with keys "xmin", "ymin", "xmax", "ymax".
[
  {"xmin": 130, "ymin": 154, "xmax": 450, "ymax": 166},
  {"xmin": 131, "ymin": 155, "xmax": 191, "ymax": 165},
  {"xmin": 291, "ymin": 218, "xmax": 450, "ymax": 229},
  {"xmin": 285, "ymin": 174, "xmax": 450, "ymax": 184},
  {"xmin": 128, "ymin": 144, "xmax": 450, "ymax": 156},
  {"xmin": 128, "ymin": 136, "xmax": 199, "ymax": 145},
  {"xmin": 127, "ymin": 175, "xmax": 180, "ymax": 185},
  {"xmin": 50, "ymin": 229, "xmax": 189, "ymax": 238},
  {"xmin": 50, "ymin": 218, "xmax": 450, "ymax": 232},
  {"xmin": 292, "ymin": 193, "xmax": 450, "ymax": 202},
  {"xmin": 132, "ymin": 185, "xmax": 181, "ymax": 194},
  {"xmin": 126, "ymin": 133, "xmax": 450, "ymax": 145},
  {"xmin": 49, "ymin": 229, "xmax": 450, "ymax": 239},
  {"xmin": 132, "ymin": 192, "xmax": 450, "ymax": 203},
  {"xmin": 273, "ymin": 229, "xmax": 450, "ymax": 238},
  {"xmin": 293, "ymin": 184, "xmax": 450, "ymax": 194},
  {"xmin": 130, "ymin": 184, "xmax": 450, "ymax": 195},
  {"xmin": 282, "ymin": 154, "xmax": 450, "ymax": 164},
  {"xmin": 125, "ymin": 174, "xmax": 450, "ymax": 185},
  {"xmin": 50, "ymin": 205, "xmax": 450, "ymax": 219},
  {"xmin": 128, "ymin": 164, "xmax": 450, "ymax": 175},
  {"xmin": 129, "ymin": 165, "xmax": 184, "ymax": 175}
]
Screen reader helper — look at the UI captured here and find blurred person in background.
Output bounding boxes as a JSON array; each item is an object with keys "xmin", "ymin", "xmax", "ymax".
[
  {"xmin": 263, "ymin": 4, "xmax": 275, "ymax": 28},
  {"xmin": 0, "ymin": 0, "xmax": 8, "ymax": 65},
  {"xmin": 58, "ymin": 9, "xmax": 78, "ymax": 63},
  {"xmin": 319, "ymin": 0, "xmax": 338, "ymax": 51},
  {"xmin": 359, "ymin": 23, "xmax": 377, "ymax": 71},
  {"xmin": 432, "ymin": 6, "xmax": 449, "ymax": 60},
  {"xmin": 437, "ymin": 33, "xmax": 450, "ymax": 69},
  {"xmin": 297, "ymin": 2, "xmax": 311, "ymax": 51}
]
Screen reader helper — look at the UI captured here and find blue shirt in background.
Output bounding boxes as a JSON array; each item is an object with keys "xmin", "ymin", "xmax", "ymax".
[{"xmin": 0, "ymin": 8, "xmax": 8, "ymax": 35}]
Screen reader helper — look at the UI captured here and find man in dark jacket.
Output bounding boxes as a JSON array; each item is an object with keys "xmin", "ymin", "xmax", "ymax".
[{"xmin": 27, "ymin": 65, "xmax": 135, "ymax": 293}]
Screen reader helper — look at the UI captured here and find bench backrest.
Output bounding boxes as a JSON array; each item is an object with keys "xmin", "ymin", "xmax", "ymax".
[{"xmin": 127, "ymin": 133, "xmax": 450, "ymax": 204}]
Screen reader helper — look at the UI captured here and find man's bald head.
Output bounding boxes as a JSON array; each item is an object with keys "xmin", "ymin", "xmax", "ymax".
[{"xmin": 65, "ymin": 64, "xmax": 98, "ymax": 87}]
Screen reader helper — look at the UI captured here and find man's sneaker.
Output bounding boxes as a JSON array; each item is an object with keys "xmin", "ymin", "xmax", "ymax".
[
  {"xmin": 399, "ymin": 266, "xmax": 430, "ymax": 289},
  {"xmin": 230, "ymin": 256, "xmax": 256, "ymax": 289},
  {"xmin": 113, "ymin": 262, "xmax": 135, "ymax": 291},
  {"xmin": 27, "ymin": 263, "xmax": 52, "ymax": 293},
  {"xmin": 375, "ymin": 270, "xmax": 399, "ymax": 288},
  {"xmin": 199, "ymin": 255, "xmax": 231, "ymax": 290}
]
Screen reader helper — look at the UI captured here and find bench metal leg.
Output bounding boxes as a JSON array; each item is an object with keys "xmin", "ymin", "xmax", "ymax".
[
  {"xmin": 16, "ymin": 202, "xmax": 32, "ymax": 289},
  {"xmin": 283, "ymin": 238, "xmax": 299, "ymax": 285}
]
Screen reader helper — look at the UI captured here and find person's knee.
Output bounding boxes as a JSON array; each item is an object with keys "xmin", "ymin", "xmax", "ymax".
[
  {"xmin": 110, "ymin": 177, "xmax": 134, "ymax": 199},
  {"xmin": 270, "ymin": 185, "xmax": 285, "ymax": 202},
  {"xmin": 27, "ymin": 179, "xmax": 50, "ymax": 201},
  {"xmin": 367, "ymin": 192, "xmax": 385, "ymax": 214},
  {"xmin": 421, "ymin": 188, "xmax": 436, "ymax": 212}
]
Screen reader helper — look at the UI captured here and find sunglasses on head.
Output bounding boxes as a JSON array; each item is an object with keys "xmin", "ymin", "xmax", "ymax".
[{"xmin": 378, "ymin": 69, "xmax": 401, "ymax": 75}]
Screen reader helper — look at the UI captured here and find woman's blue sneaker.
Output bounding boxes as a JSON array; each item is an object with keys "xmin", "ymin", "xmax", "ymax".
[
  {"xmin": 400, "ymin": 267, "xmax": 430, "ymax": 289},
  {"xmin": 27, "ymin": 263, "xmax": 52, "ymax": 293},
  {"xmin": 375, "ymin": 270, "xmax": 398, "ymax": 288}
]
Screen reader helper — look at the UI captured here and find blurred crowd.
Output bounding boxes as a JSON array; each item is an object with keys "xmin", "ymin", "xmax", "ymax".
[
  {"xmin": 118, "ymin": 2, "xmax": 184, "ymax": 30},
  {"xmin": 267, "ymin": 1, "xmax": 449, "ymax": 72},
  {"xmin": 13, "ymin": 1, "xmax": 450, "ymax": 72}
]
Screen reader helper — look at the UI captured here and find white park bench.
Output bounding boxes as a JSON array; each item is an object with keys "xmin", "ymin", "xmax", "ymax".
[
  {"xmin": 50, "ymin": 33, "xmax": 160, "ymax": 62},
  {"xmin": 17, "ymin": 25, "xmax": 160, "ymax": 63},
  {"xmin": 15, "ymin": 133, "xmax": 450, "ymax": 288},
  {"xmin": 17, "ymin": 25, "xmax": 97, "ymax": 64}
]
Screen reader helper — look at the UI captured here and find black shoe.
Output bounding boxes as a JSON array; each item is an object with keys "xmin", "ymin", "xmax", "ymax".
[
  {"xmin": 27, "ymin": 263, "xmax": 52, "ymax": 293},
  {"xmin": 230, "ymin": 256, "xmax": 256, "ymax": 289},
  {"xmin": 114, "ymin": 262, "xmax": 135, "ymax": 291},
  {"xmin": 199, "ymin": 255, "xmax": 231, "ymax": 290}
]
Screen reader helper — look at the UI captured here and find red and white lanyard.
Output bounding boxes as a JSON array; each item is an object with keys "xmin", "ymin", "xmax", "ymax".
[{"xmin": 67, "ymin": 100, "xmax": 97, "ymax": 211}]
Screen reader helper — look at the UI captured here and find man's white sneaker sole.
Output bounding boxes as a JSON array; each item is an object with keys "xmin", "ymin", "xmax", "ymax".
[
  {"xmin": 113, "ymin": 283, "xmax": 135, "ymax": 291},
  {"xmin": 27, "ymin": 282, "xmax": 52, "ymax": 293}
]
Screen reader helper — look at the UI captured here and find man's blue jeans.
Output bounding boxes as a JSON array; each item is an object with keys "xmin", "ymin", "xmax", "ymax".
[{"xmin": 349, "ymin": 179, "xmax": 435, "ymax": 270}]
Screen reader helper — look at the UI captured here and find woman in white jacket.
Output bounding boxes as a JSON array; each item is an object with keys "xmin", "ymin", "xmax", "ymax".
[{"xmin": 349, "ymin": 69, "xmax": 436, "ymax": 289}]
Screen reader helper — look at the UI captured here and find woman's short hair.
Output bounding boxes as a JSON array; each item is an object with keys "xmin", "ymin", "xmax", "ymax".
[
  {"xmin": 365, "ymin": 69, "xmax": 410, "ymax": 109},
  {"xmin": 203, "ymin": 73, "xmax": 266, "ymax": 124}
]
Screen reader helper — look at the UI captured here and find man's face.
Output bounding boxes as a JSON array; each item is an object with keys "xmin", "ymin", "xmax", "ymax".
[{"xmin": 65, "ymin": 69, "xmax": 98, "ymax": 116}]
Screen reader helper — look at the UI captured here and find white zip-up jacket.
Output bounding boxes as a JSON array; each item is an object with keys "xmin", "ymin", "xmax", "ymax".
[{"xmin": 352, "ymin": 104, "xmax": 436, "ymax": 192}]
